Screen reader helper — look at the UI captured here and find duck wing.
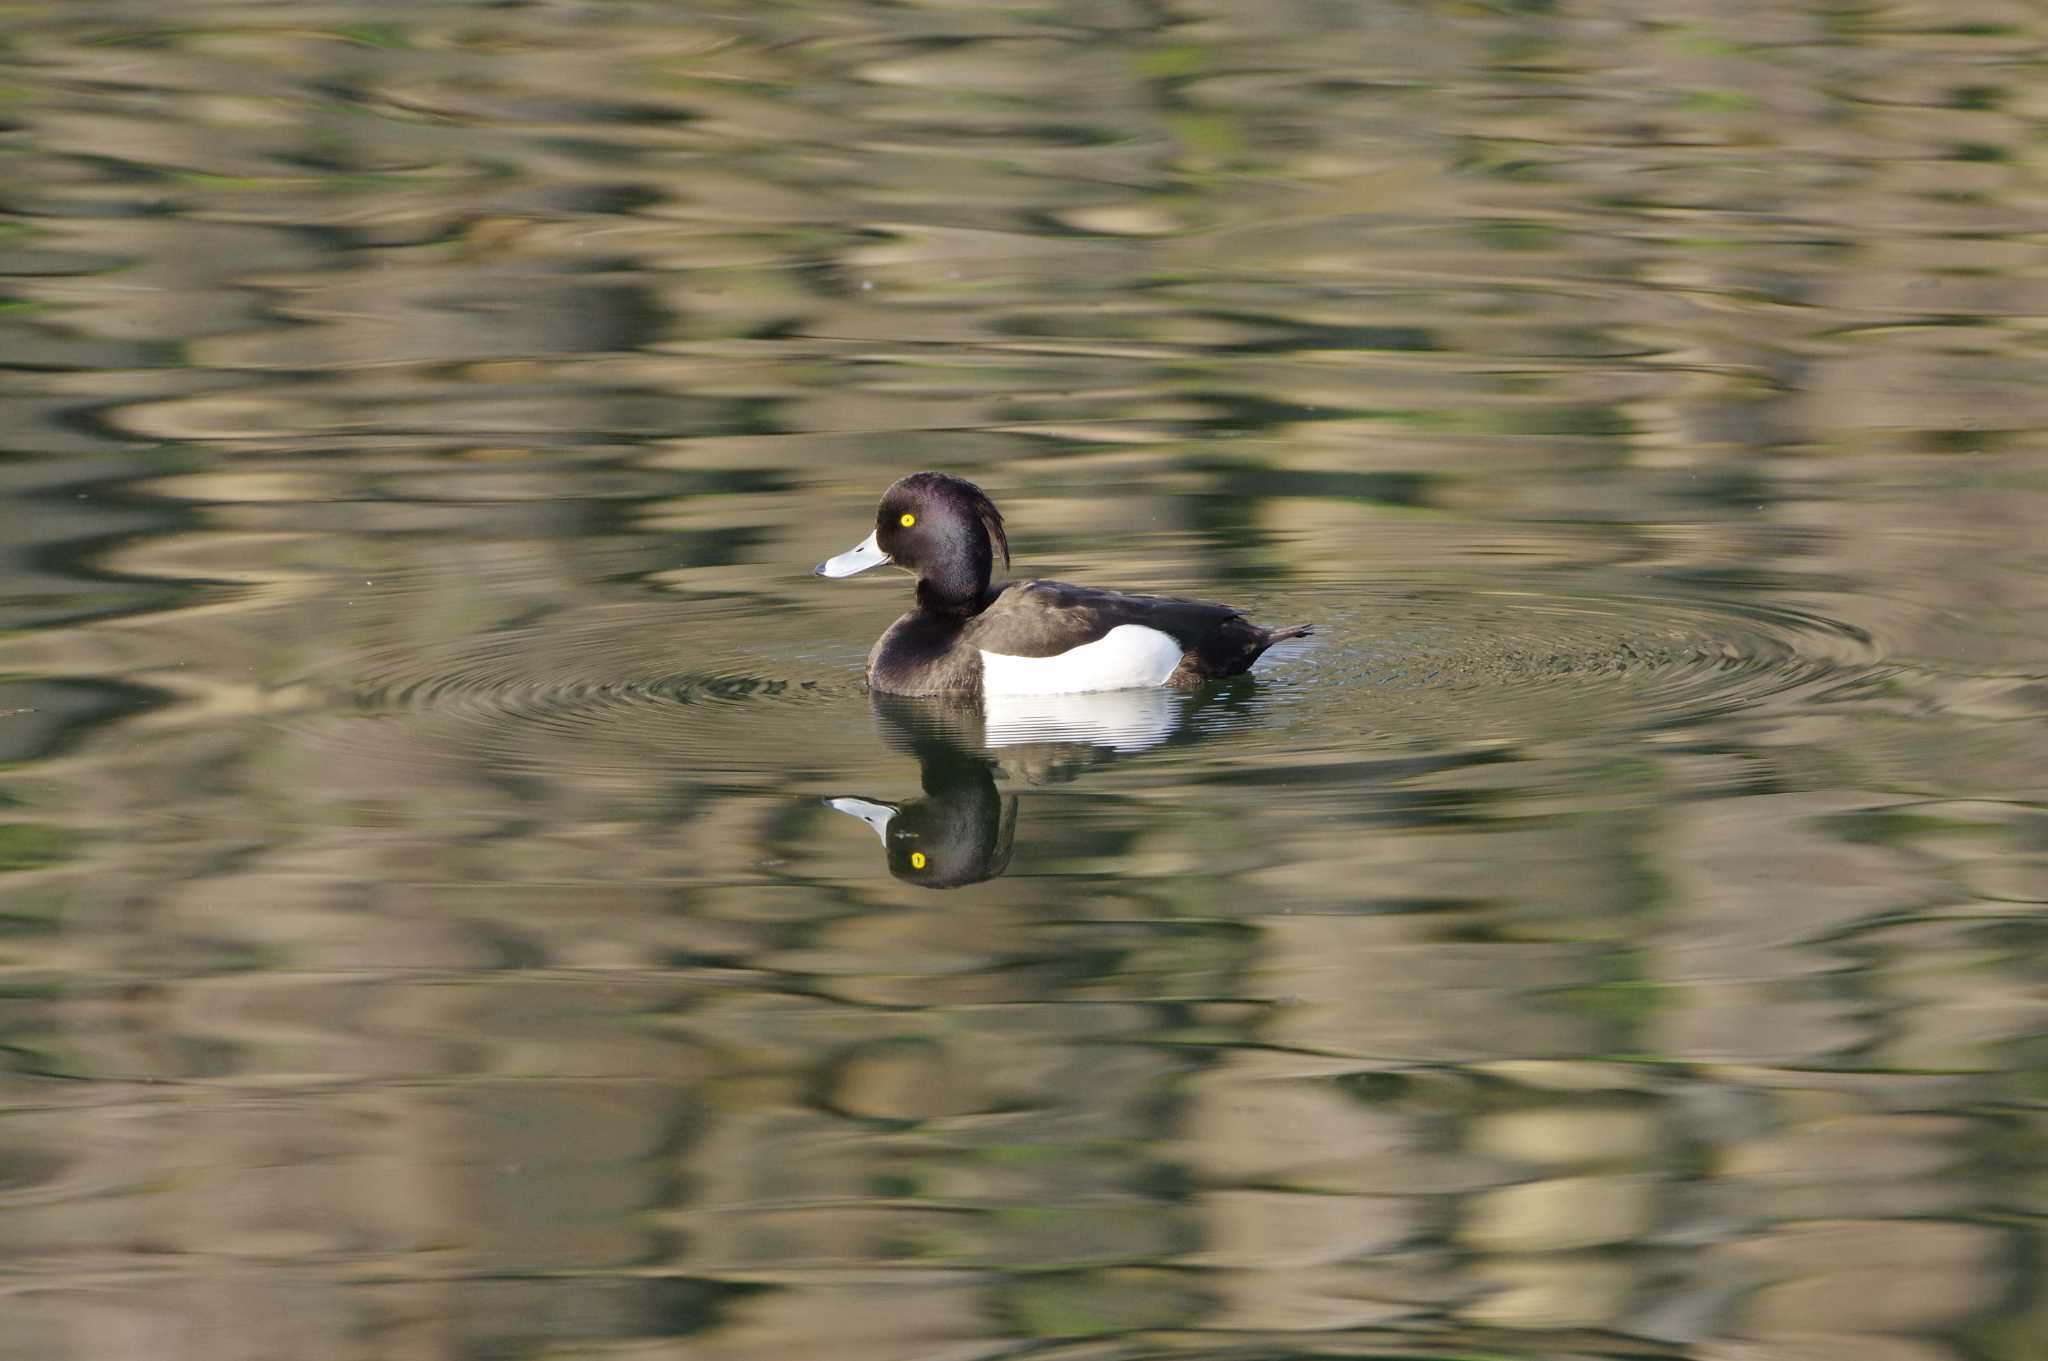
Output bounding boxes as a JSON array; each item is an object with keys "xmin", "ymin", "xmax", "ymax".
[
  {"xmin": 971, "ymin": 580, "xmax": 1309, "ymax": 683},
  {"xmin": 967, "ymin": 580, "xmax": 1229, "ymax": 656}
]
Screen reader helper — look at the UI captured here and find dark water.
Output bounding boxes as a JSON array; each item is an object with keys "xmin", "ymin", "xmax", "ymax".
[{"xmin": 2, "ymin": 2, "xmax": 2045, "ymax": 1357}]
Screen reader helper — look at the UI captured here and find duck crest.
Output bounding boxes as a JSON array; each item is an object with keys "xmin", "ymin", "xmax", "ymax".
[{"xmin": 968, "ymin": 483, "xmax": 1009, "ymax": 573}]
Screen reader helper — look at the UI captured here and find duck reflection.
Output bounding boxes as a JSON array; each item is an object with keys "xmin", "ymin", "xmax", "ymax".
[
  {"xmin": 827, "ymin": 757, "xmax": 1015, "ymax": 888},
  {"xmin": 827, "ymin": 687, "xmax": 1190, "ymax": 888}
]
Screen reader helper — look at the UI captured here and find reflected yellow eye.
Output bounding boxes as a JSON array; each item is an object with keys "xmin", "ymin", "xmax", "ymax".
[
  {"xmin": 909, "ymin": 851, "xmax": 927, "ymax": 869},
  {"xmin": 899, "ymin": 512, "xmax": 916, "ymax": 527}
]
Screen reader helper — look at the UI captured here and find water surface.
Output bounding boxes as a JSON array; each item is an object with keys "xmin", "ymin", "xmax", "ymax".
[{"xmin": 2, "ymin": 2, "xmax": 2044, "ymax": 1358}]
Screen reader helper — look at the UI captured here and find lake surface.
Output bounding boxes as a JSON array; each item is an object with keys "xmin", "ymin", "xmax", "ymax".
[{"xmin": 2, "ymin": 2, "xmax": 2045, "ymax": 1358}]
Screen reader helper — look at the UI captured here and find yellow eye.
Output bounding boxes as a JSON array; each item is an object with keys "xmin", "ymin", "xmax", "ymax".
[
  {"xmin": 899, "ymin": 512, "xmax": 916, "ymax": 528},
  {"xmin": 909, "ymin": 851, "xmax": 927, "ymax": 869}
]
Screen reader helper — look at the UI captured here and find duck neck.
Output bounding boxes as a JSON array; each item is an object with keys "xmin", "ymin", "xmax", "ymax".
[
  {"xmin": 915, "ymin": 576, "xmax": 989, "ymax": 618},
  {"xmin": 914, "ymin": 549, "xmax": 993, "ymax": 617}
]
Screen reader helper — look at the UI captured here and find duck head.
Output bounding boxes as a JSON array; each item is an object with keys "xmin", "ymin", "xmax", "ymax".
[{"xmin": 815, "ymin": 472, "xmax": 1010, "ymax": 614}]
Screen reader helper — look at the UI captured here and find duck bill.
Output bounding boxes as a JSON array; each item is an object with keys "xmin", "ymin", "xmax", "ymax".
[
  {"xmin": 815, "ymin": 530, "xmax": 890, "ymax": 578},
  {"xmin": 825, "ymin": 796, "xmax": 898, "ymax": 845}
]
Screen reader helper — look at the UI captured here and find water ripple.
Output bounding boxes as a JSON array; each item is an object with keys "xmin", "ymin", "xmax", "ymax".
[
  {"xmin": 1210, "ymin": 583, "xmax": 1884, "ymax": 749},
  {"xmin": 295, "ymin": 599, "xmax": 873, "ymax": 782},
  {"xmin": 287, "ymin": 578, "xmax": 1884, "ymax": 790}
]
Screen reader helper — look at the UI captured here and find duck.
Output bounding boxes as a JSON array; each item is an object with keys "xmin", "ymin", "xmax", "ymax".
[{"xmin": 814, "ymin": 472, "xmax": 1311, "ymax": 697}]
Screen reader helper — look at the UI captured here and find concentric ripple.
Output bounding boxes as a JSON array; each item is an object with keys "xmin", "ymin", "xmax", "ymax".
[
  {"xmin": 292, "ymin": 597, "xmax": 880, "ymax": 785},
  {"xmin": 289, "ymin": 578, "xmax": 1884, "ymax": 793},
  {"xmin": 1173, "ymin": 582, "xmax": 1886, "ymax": 750}
]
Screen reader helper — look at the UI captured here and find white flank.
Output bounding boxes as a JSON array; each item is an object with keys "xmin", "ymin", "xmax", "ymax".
[
  {"xmin": 979, "ymin": 624, "xmax": 1183, "ymax": 697},
  {"xmin": 983, "ymin": 685, "xmax": 1179, "ymax": 753}
]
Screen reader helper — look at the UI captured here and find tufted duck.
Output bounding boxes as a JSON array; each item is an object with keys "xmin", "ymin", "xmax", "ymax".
[{"xmin": 815, "ymin": 472, "xmax": 1311, "ymax": 696}]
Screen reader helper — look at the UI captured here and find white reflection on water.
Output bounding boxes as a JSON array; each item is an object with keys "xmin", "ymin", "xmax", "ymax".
[{"xmin": 982, "ymin": 684, "xmax": 1181, "ymax": 753}]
